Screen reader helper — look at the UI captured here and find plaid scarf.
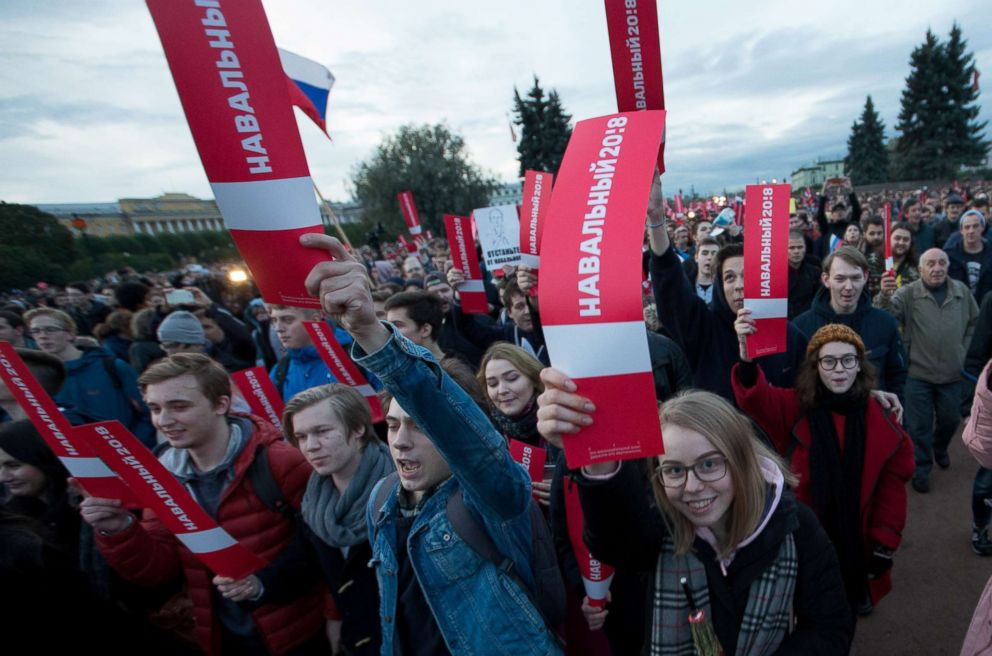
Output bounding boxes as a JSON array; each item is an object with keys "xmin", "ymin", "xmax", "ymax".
[{"xmin": 651, "ymin": 533, "xmax": 798, "ymax": 655}]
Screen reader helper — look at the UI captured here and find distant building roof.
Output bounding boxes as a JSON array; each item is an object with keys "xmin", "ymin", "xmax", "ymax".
[{"xmin": 33, "ymin": 202, "xmax": 121, "ymax": 216}]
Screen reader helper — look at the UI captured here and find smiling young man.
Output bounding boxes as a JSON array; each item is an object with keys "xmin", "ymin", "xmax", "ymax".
[
  {"xmin": 876, "ymin": 248, "xmax": 978, "ymax": 493},
  {"xmin": 793, "ymin": 247, "xmax": 907, "ymax": 400},
  {"xmin": 78, "ymin": 353, "xmax": 325, "ymax": 655},
  {"xmin": 300, "ymin": 232, "xmax": 563, "ymax": 655}
]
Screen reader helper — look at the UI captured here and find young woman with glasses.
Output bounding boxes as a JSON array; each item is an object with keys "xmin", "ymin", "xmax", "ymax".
[
  {"xmin": 732, "ymin": 318, "xmax": 914, "ymax": 617},
  {"xmin": 537, "ymin": 382, "xmax": 854, "ymax": 654}
]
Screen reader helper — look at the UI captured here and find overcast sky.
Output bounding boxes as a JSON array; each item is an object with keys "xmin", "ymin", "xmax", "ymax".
[{"xmin": 1, "ymin": 0, "xmax": 989, "ymax": 205}]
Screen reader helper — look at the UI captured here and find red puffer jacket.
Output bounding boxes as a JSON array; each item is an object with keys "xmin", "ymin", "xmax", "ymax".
[
  {"xmin": 732, "ymin": 363, "xmax": 914, "ymax": 602},
  {"xmin": 97, "ymin": 414, "xmax": 322, "ymax": 655}
]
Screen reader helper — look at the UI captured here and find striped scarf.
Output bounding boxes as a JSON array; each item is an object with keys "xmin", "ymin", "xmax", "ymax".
[{"xmin": 651, "ymin": 533, "xmax": 798, "ymax": 656}]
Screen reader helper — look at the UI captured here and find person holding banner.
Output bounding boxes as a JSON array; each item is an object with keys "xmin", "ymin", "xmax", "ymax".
[
  {"xmin": 645, "ymin": 175, "xmax": 808, "ymax": 401},
  {"xmin": 872, "ymin": 222, "xmax": 920, "ymax": 304},
  {"xmin": 281, "ymin": 384, "xmax": 394, "ymax": 655},
  {"xmin": 732, "ymin": 320, "xmax": 914, "ymax": 615},
  {"xmin": 79, "ymin": 353, "xmax": 325, "ymax": 656},
  {"xmin": 300, "ymin": 233, "xmax": 565, "ymax": 655},
  {"xmin": 536, "ymin": 381, "xmax": 854, "ymax": 654}
]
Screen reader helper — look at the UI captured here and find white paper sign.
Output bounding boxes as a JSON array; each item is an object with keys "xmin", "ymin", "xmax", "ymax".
[{"xmin": 473, "ymin": 204, "xmax": 521, "ymax": 270}]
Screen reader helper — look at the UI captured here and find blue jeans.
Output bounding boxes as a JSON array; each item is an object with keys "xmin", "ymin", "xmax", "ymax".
[
  {"xmin": 974, "ymin": 467, "xmax": 992, "ymax": 527},
  {"xmin": 904, "ymin": 377, "xmax": 962, "ymax": 479}
]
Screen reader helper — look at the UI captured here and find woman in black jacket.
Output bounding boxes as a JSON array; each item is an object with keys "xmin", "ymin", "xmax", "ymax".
[
  {"xmin": 280, "ymin": 384, "xmax": 393, "ymax": 656},
  {"xmin": 538, "ymin": 378, "xmax": 854, "ymax": 655}
]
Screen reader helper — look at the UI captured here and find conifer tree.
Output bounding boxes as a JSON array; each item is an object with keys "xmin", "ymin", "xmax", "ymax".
[
  {"xmin": 939, "ymin": 23, "xmax": 989, "ymax": 173},
  {"xmin": 845, "ymin": 96, "xmax": 889, "ymax": 184},
  {"xmin": 512, "ymin": 76, "xmax": 572, "ymax": 176},
  {"xmin": 893, "ymin": 30, "xmax": 946, "ymax": 180}
]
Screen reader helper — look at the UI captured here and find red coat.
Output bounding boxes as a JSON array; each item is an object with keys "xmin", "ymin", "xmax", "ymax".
[
  {"xmin": 97, "ymin": 414, "xmax": 323, "ymax": 655},
  {"xmin": 731, "ymin": 363, "xmax": 914, "ymax": 602}
]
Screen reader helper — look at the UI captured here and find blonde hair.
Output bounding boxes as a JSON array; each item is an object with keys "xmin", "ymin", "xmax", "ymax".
[
  {"xmin": 282, "ymin": 384, "xmax": 376, "ymax": 448},
  {"xmin": 24, "ymin": 308, "xmax": 76, "ymax": 334},
  {"xmin": 138, "ymin": 353, "xmax": 231, "ymax": 407},
  {"xmin": 476, "ymin": 343, "xmax": 544, "ymax": 414},
  {"xmin": 650, "ymin": 391, "xmax": 796, "ymax": 558}
]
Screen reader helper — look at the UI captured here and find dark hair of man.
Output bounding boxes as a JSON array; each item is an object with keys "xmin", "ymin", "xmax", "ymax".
[
  {"xmin": 831, "ymin": 202, "xmax": 847, "ymax": 213},
  {"xmin": 822, "ymin": 246, "xmax": 869, "ymax": 276},
  {"xmin": 383, "ymin": 291, "xmax": 443, "ymax": 341},
  {"xmin": 14, "ymin": 348, "xmax": 66, "ymax": 396},
  {"xmin": 902, "ymin": 198, "xmax": 918, "ymax": 212},
  {"xmin": 0, "ymin": 311, "xmax": 24, "ymax": 330},
  {"xmin": 114, "ymin": 281, "xmax": 150, "ymax": 312},
  {"xmin": 696, "ymin": 236, "xmax": 720, "ymax": 250},
  {"xmin": 499, "ymin": 278, "xmax": 527, "ymax": 313},
  {"xmin": 889, "ymin": 221, "xmax": 919, "ymax": 266},
  {"xmin": 864, "ymin": 215, "xmax": 884, "ymax": 229},
  {"xmin": 714, "ymin": 243, "xmax": 744, "ymax": 282},
  {"xmin": 67, "ymin": 282, "xmax": 90, "ymax": 295},
  {"xmin": 138, "ymin": 353, "xmax": 231, "ymax": 407}
]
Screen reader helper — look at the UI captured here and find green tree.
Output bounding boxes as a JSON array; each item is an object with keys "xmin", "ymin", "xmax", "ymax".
[
  {"xmin": 351, "ymin": 123, "xmax": 499, "ymax": 235},
  {"xmin": 512, "ymin": 76, "xmax": 573, "ymax": 176},
  {"xmin": 845, "ymin": 95, "xmax": 889, "ymax": 184},
  {"xmin": 893, "ymin": 30, "xmax": 946, "ymax": 180},
  {"xmin": 0, "ymin": 203, "xmax": 75, "ymax": 290},
  {"xmin": 939, "ymin": 23, "xmax": 989, "ymax": 173}
]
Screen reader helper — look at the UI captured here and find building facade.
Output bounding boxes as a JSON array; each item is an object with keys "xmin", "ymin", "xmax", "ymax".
[{"xmin": 790, "ymin": 159, "xmax": 846, "ymax": 189}]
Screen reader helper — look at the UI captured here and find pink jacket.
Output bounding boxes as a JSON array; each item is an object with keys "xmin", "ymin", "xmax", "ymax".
[{"xmin": 961, "ymin": 360, "xmax": 992, "ymax": 656}]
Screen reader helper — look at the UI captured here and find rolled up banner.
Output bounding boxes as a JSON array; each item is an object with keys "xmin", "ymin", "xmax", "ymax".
[
  {"xmin": 146, "ymin": 0, "xmax": 325, "ymax": 308},
  {"xmin": 743, "ymin": 184, "xmax": 791, "ymax": 360},
  {"xmin": 397, "ymin": 234, "xmax": 418, "ymax": 254},
  {"xmin": 444, "ymin": 214, "xmax": 489, "ymax": 314},
  {"xmin": 540, "ymin": 111, "xmax": 666, "ymax": 468},
  {"xmin": 603, "ymin": 0, "xmax": 665, "ymax": 172},
  {"xmin": 397, "ymin": 191, "xmax": 423, "ymax": 237},
  {"xmin": 302, "ymin": 322, "xmax": 385, "ymax": 423},
  {"xmin": 473, "ymin": 205, "xmax": 522, "ymax": 271},
  {"xmin": 564, "ymin": 479, "xmax": 615, "ymax": 608},
  {"xmin": 232, "ymin": 366, "xmax": 285, "ymax": 431},
  {"xmin": 0, "ymin": 342, "xmax": 138, "ymax": 504},
  {"xmin": 76, "ymin": 421, "xmax": 267, "ymax": 579},
  {"xmin": 883, "ymin": 202, "xmax": 894, "ymax": 271},
  {"xmin": 508, "ymin": 439, "xmax": 547, "ymax": 483}
]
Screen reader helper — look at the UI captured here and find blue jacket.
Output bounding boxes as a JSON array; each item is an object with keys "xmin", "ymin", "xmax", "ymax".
[
  {"xmin": 269, "ymin": 346, "xmax": 337, "ymax": 401},
  {"xmin": 793, "ymin": 287, "xmax": 907, "ymax": 398},
  {"xmin": 357, "ymin": 325, "xmax": 560, "ymax": 655},
  {"xmin": 55, "ymin": 346, "xmax": 155, "ymax": 447}
]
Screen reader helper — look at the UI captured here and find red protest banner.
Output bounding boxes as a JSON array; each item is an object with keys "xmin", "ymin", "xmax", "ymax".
[
  {"xmin": 0, "ymin": 342, "xmax": 138, "ymax": 504},
  {"xmin": 603, "ymin": 0, "xmax": 665, "ymax": 172},
  {"xmin": 146, "ymin": 0, "xmax": 324, "ymax": 308},
  {"xmin": 743, "ymin": 184, "xmax": 791, "ymax": 359},
  {"xmin": 397, "ymin": 191, "xmax": 423, "ymax": 237},
  {"xmin": 540, "ymin": 111, "xmax": 666, "ymax": 468},
  {"xmin": 519, "ymin": 170, "xmax": 554, "ymax": 270},
  {"xmin": 883, "ymin": 202, "xmax": 894, "ymax": 271},
  {"xmin": 444, "ymin": 214, "xmax": 489, "ymax": 314},
  {"xmin": 397, "ymin": 234, "xmax": 417, "ymax": 254},
  {"xmin": 75, "ymin": 421, "xmax": 267, "ymax": 579},
  {"xmin": 302, "ymin": 322, "xmax": 384, "ymax": 423},
  {"xmin": 564, "ymin": 478, "xmax": 614, "ymax": 606},
  {"xmin": 508, "ymin": 439, "xmax": 547, "ymax": 483},
  {"xmin": 231, "ymin": 366, "xmax": 285, "ymax": 431}
]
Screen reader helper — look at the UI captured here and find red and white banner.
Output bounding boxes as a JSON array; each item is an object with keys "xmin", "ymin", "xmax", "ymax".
[
  {"xmin": 397, "ymin": 234, "xmax": 417, "ymax": 254},
  {"xmin": 302, "ymin": 322, "xmax": 384, "ymax": 423},
  {"xmin": 0, "ymin": 342, "xmax": 138, "ymax": 504},
  {"xmin": 603, "ymin": 0, "xmax": 665, "ymax": 172},
  {"xmin": 232, "ymin": 366, "xmax": 285, "ymax": 431},
  {"xmin": 564, "ymin": 478, "xmax": 614, "ymax": 607},
  {"xmin": 673, "ymin": 193, "xmax": 684, "ymax": 215},
  {"xmin": 883, "ymin": 202, "xmax": 894, "ymax": 271},
  {"xmin": 743, "ymin": 184, "xmax": 791, "ymax": 360},
  {"xmin": 540, "ymin": 111, "xmax": 666, "ymax": 468},
  {"xmin": 473, "ymin": 205, "xmax": 522, "ymax": 271},
  {"xmin": 146, "ymin": 0, "xmax": 324, "ymax": 308},
  {"xmin": 508, "ymin": 439, "xmax": 547, "ymax": 483},
  {"xmin": 519, "ymin": 170, "xmax": 554, "ymax": 270},
  {"xmin": 444, "ymin": 214, "xmax": 489, "ymax": 314},
  {"xmin": 397, "ymin": 191, "xmax": 423, "ymax": 237},
  {"xmin": 76, "ymin": 421, "xmax": 266, "ymax": 579}
]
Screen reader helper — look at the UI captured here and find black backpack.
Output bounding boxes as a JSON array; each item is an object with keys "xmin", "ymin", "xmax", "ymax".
[{"xmin": 372, "ymin": 472, "xmax": 566, "ymax": 629}]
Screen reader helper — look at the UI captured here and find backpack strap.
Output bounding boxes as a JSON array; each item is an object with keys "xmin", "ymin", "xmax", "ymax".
[
  {"xmin": 101, "ymin": 356, "xmax": 123, "ymax": 389},
  {"xmin": 246, "ymin": 444, "xmax": 294, "ymax": 517},
  {"xmin": 273, "ymin": 356, "xmax": 291, "ymax": 398}
]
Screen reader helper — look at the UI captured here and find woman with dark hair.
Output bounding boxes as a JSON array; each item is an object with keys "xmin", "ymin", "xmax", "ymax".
[
  {"xmin": 94, "ymin": 309, "xmax": 135, "ymax": 363},
  {"xmin": 0, "ymin": 419, "xmax": 78, "ymax": 559},
  {"xmin": 732, "ymin": 318, "xmax": 914, "ymax": 616}
]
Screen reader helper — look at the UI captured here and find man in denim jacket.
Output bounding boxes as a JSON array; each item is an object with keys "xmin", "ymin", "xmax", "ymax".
[{"xmin": 302, "ymin": 234, "xmax": 562, "ymax": 655}]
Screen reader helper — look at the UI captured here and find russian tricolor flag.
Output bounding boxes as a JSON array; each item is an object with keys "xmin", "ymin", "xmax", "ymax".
[{"xmin": 278, "ymin": 48, "xmax": 335, "ymax": 136}]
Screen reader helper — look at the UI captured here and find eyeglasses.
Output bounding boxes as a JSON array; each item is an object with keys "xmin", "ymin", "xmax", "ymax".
[
  {"xmin": 817, "ymin": 354, "xmax": 859, "ymax": 370},
  {"xmin": 655, "ymin": 455, "xmax": 728, "ymax": 488},
  {"xmin": 28, "ymin": 326, "xmax": 68, "ymax": 336}
]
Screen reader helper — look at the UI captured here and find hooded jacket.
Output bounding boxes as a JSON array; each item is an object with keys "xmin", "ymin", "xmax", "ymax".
[
  {"xmin": 95, "ymin": 414, "xmax": 323, "ymax": 655},
  {"xmin": 269, "ymin": 345, "xmax": 337, "ymax": 401},
  {"xmin": 650, "ymin": 247, "xmax": 808, "ymax": 401},
  {"xmin": 793, "ymin": 287, "xmax": 907, "ymax": 398}
]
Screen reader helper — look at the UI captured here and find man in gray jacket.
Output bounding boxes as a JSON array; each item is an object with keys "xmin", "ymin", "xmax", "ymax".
[{"xmin": 876, "ymin": 248, "xmax": 979, "ymax": 492}]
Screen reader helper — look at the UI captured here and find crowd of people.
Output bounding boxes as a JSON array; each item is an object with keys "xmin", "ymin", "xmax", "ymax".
[{"xmin": 0, "ymin": 176, "xmax": 991, "ymax": 654}]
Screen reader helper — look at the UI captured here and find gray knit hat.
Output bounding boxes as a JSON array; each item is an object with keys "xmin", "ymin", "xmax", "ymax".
[{"xmin": 157, "ymin": 310, "xmax": 206, "ymax": 345}]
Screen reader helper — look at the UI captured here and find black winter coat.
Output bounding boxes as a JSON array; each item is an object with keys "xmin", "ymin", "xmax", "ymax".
[
  {"xmin": 577, "ymin": 462, "xmax": 854, "ymax": 656},
  {"xmin": 788, "ymin": 260, "xmax": 822, "ymax": 320},
  {"xmin": 947, "ymin": 240, "xmax": 992, "ymax": 304}
]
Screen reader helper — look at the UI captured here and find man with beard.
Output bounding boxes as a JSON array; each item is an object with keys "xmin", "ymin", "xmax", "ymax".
[
  {"xmin": 861, "ymin": 216, "xmax": 887, "ymax": 297},
  {"xmin": 872, "ymin": 222, "xmax": 920, "ymax": 305}
]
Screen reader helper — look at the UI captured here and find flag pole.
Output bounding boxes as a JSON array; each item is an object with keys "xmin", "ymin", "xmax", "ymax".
[{"xmin": 312, "ymin": 181, "xmax": 354, "ymax": 250}]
